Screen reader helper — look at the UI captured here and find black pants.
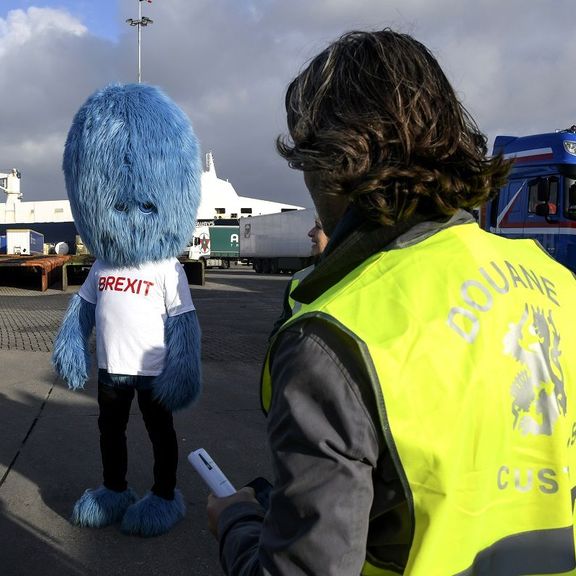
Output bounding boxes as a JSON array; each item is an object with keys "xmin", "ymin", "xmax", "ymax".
[{"xmin": 97, "ymin": 377, "xmax": 178, "ymax": 500}]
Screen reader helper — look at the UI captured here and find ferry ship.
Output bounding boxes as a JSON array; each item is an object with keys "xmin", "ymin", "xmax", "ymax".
[{"xmin": 0, "ymin": 153, "xmax": 303, "ymax": 254}]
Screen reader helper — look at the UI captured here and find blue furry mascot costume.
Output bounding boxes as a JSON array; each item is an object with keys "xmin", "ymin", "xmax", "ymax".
[{"xmin": 52, "ymin": 83, "xmax": 202, "ymax": 537}]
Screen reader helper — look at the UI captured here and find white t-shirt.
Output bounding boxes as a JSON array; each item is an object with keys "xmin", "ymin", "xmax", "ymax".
[{"xmin": 79, "ymin": 258, "xmax": 195, "ymax": 376}]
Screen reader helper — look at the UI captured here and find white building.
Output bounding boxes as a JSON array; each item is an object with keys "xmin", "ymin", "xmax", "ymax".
[
  {"xmin": 197, "ymin": 153, "xmax": 302, "ymax": 221},
  {"xmin": 0, "ymin": 169, "xmax": 74, "ymax": 225},
  {"xmin": 0, "ymin": 155, "xmax": 303, "ymax": 248}
]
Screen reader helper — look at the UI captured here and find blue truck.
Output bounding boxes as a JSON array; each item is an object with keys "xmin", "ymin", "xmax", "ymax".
[{"xmin": 480, "ymin": 125, "xmax": 576, "ymax": 271}]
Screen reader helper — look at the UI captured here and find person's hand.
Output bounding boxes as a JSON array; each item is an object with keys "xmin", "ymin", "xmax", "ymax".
[{"xmin": 207, "ymin": 487, "xmax": 258, "ymax": 539}]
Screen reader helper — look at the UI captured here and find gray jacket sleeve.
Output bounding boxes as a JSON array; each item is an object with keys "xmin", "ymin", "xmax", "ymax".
[{"xmin": 218, "ymin": 317, "xmax": 384, "ymax": 575}]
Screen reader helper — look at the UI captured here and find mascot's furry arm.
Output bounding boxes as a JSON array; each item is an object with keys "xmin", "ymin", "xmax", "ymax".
[
  {"xmin": 153, "ymin": 309, "xmax": 202, "ymax": 412},
  {"xmin": 52, "ymin": 294, "xmax": 96, "ymax": 390}
]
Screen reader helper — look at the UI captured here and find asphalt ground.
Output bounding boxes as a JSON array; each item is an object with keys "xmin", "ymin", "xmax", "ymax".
[{"xmin": 0, "ymin": 266, "xmax": 289, "ymax": 575}]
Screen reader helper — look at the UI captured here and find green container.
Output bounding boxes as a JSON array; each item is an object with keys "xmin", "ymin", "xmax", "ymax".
[{"xmin": 210, "ymin": 226, "xmax": 240, "ymax": 258}]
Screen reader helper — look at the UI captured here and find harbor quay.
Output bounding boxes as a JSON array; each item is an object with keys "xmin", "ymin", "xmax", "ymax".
[{"xmin": 0, "ymin": 267, "xmax": 287, "ymax": 576}]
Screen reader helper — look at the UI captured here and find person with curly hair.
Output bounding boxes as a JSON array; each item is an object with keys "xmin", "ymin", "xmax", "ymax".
[{"xmin": 207, "ymin": 29, "xmax": 576, "ymax": 575}]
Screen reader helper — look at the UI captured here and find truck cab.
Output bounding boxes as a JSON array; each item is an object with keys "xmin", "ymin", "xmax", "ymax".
[
  {"xmin": 481, "ymin": 126, "xmax": 576, "ymax": 271},
  {"xmin": 187, "ymin": 221, "xmax": 240, "ymax": 268},
  {"xmin": 188, "ymin": 225, "xmax": 211, "ymax": 261}
]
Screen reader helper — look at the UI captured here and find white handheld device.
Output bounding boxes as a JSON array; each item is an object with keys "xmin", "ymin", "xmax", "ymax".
[{"xmin": 188, "ymin": 448, "xmax": 236, "ymax": 497}]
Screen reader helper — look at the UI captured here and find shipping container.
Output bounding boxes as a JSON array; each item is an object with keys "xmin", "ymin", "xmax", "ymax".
[
  {"xmin": 239, "ymin": 209, "xmax": 315, "ymax": 273},
  {"xmin": 6, "ymin": 229, "xmax": 45, "ymax": 255}
]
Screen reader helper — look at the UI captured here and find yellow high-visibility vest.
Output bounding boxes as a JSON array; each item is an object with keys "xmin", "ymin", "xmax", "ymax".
[{"xmin": 262, "ymin": 222, "xmax": 576, "ymax": 575}]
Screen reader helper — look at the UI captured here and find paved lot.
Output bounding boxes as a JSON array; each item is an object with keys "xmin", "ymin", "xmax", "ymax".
[{"xmin": 0, "ymin": 267, "xmax": 288, "ymax": 575}]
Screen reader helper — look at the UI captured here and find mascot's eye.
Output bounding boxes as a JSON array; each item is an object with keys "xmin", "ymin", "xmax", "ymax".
[
  {"xmin": 139, "ymin": 202, "xmax": 156, "ymax": 214},
  {"xmin": 114, "ymin": 202, "xmax": 128, "ymax": 212}
]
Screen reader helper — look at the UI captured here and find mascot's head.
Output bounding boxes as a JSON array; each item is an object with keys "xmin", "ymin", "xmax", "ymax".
[{"xmin": 63, "ymin": 83, "xmax": 201, "ymax": 267}]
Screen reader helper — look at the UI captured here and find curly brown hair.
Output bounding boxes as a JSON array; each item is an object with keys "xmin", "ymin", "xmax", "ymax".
[{"xmin": 277, "ymin": 29, "xmax": 511, "ymax": 225}]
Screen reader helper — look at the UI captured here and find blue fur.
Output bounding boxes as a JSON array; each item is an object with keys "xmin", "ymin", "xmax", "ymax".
[
  {"xmin": 58, "ymin": 84, "xmax": 202, "ymax": 535},
  {"xmin": 62, "ymin": 83, "xmax": 201, "ymax": 267},
  {"xmin": 120, "ymin": 490, "xmax": 186, "ymax": 537},
  {"xmin": 52, "ymin": 294, "xmax": 96, "ymax": 390},
  {"xmin": 153, "ymin": 310, "xmax": 202, "ymax": 411},
  {"xmin": 71, "ymin": 485, "xmax": 138, "ymax": 528}
]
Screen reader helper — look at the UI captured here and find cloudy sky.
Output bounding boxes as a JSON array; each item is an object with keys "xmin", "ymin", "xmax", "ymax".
[{"xmin": 0, "ymin": 0, "xmax": 574, "ymax": 209}]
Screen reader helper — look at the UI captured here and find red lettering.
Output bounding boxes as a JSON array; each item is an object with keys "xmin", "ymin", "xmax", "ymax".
[
  {"xmin": 125, "ymin": 277, "xmax": 138, "ymax": 293},
  {"xmin": 97, "ymin": 275, "xmax": 154, "ymax": 295}
]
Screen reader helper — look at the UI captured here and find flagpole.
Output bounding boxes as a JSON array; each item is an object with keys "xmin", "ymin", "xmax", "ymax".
[
  {"xmin": 137, "ymin": 0, "xmax": 142, "ymax": 83},
  {"xmin": 126, "ymin": 0, "xmax": 154, "ymax": 84}
]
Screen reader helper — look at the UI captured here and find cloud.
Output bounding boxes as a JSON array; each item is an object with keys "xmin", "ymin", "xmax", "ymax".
[
  {"xmin": 0, "ymin": 7, "xmax": 86, "ymax": 57},
  {"xmin": 0, "ymin": 7, "xmax": 118, "ymax": 200},
  {"xmin": 1, "ymin": 0, "xmax": 575, "ymax": 207}
]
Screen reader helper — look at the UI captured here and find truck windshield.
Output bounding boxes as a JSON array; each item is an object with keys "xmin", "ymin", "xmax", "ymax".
[{"xmin": 566, "ymin": 177, "xmax": 576, "ymax": 221}]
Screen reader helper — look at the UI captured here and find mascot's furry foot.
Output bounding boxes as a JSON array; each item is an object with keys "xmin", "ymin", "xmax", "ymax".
[
  {"xmin": 71, "ymin": 486, "xmax": 138, "ymax": 528},
  {"xmin": 120, "ymin": 489, "xmax": 186, "ymax": 537}
]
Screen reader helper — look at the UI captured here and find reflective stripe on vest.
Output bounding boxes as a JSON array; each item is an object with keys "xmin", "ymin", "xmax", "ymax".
[
  {"xmin": 287, "ymin": 264, "xmax": 315, "ymax": 315},
  {"xmin": 261, "ymin": 222, "xmax": 576, "ymax": 575}
]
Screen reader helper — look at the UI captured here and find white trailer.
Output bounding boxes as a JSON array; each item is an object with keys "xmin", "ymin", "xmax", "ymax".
[
  {"xmin": 239, "ymin": 209, "xmax": 315, "ymax": 273},
  {"xmin": 6, "ymin": 228, "xmax": 44, "ymax": 255}
]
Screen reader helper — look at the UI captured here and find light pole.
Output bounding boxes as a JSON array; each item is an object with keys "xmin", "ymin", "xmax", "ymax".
[{"xmin": 126, "ymin": 0, "xmax": 154, "ymax": 83}]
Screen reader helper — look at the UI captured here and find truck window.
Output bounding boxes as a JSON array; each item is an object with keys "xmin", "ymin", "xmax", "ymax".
[
  {"xmin": 566, "ymin": 178, "xmax": 576, "ymax": 221},
  {"xmin": 528, "ymin": 179, "xmax": 544, "ymax": 213},
  {"xmin": 548, "ymin": 177, "xmax": 559, "ymax": 215},
  {"xmin": 528, "ymin": 177, "xmax": 558, "ymax": 215}
]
